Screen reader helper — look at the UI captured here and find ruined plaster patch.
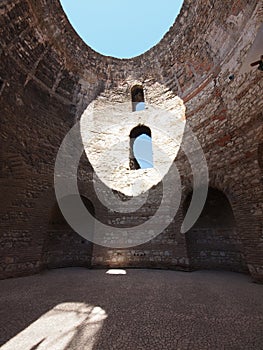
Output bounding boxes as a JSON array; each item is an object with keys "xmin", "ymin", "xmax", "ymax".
[{"xmin": 80, "ymin": 98, "xmax": 186, "ymax": 196}]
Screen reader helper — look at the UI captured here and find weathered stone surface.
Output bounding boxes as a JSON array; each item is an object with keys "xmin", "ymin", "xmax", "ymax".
[
  {"xmin": 80, "ymin": 96, "xmax": 185, "ymax": 196},
  {"xmin": 0, "ymin": 0, "xmax": 262, "ymax": 282}
]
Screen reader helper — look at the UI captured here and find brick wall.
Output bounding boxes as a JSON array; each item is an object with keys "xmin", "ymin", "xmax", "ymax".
[{"xmin": 0, "ymin": 0, "xmax": 262, "ymax": 282}]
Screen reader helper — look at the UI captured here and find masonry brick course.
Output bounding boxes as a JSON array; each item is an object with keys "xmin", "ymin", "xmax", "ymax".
[{"xmin": 0, "ymin": 0, "xmax": 262, "ymax": 282}]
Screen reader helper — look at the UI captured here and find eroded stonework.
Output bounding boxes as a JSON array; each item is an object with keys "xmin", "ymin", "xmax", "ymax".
[
  {"xmin": 0, "ymin": 0, "xmax": 262, "ymax": 282},
  {"xmin": 80, "ymin": 90, "xmax": 185, "ymax": 196}
]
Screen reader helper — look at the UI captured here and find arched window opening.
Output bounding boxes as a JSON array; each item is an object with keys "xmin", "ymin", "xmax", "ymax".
[
  {"xmin": 131, "ymin": 85, "xmax": 145, "ymax": 112},
  {"xmin": 130, "ymin": 125, "xmax": 153, "ymax": 170},
  {"xmin": 184, "ymin": 188, "xmax": 247, "ymax": 272},
  {"xmin": 45, "ymin": 195, "xmax": 95, "ymax": 269}
]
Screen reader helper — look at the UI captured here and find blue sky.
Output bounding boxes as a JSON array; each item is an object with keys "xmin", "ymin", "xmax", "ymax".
[
  {"xmin": 134, "ymin": 134, "xmax": 153, "ymax": 169},
  {"xmin": 60, "ymin": 0, "xmax": 184, "ymax": 58}
]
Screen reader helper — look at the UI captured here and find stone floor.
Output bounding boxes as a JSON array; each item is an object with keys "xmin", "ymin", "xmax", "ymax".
[{"xmin": 0, "ymin": 268, "xmax": 262, "ymax": 350}]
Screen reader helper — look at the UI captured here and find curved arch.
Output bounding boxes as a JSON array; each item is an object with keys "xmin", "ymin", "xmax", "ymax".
[
  {"xmin": 32, "ymin": 187, "xmax": 96, "ymax": 271},
  {"xmin": 184, "ymin": 187, "xmax": 247, "ymax": 272},
  {"xmin": 204, "ymin": 175, "xmax": 263, "ymax": 281},
  {"xmin": 129, "ymin": 124, "xmax": 152, "ymax": 170},
  {"xmin": 131, "ymin": 85, "xmax": 145, "ymax": 111},
  {"xmin": 44, "ymin": 195, "xmax": 95, "ymax": 269}
]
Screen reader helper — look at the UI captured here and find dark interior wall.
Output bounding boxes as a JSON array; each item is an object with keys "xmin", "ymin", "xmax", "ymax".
[
  {"xmin": 0, "ymin": 0, "xmax": 102, "ymax": 278},
  {"xmin": 258, "ymin": 143, "xmax": 263, "ymax": 172},
  {"xmin": 43, "ymin": 196, "xmax": 94, "ymax": 269},
  {"xmin": 0, "ymin": 0, "xmax": 262, "ymax": 281},
  {"xmin": 185, "ymin": 188, "xmax": 247, "ymax": 272},
  {"xmin": 0, "ymin": 54, "xmax": 76, "ymax": 278}
]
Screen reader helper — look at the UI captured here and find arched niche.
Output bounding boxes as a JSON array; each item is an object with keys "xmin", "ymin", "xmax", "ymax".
[
  {"xmin": 184, "ymin": 188, "xmax": 247, "ymax": 272},
  {"xmin": 44, "ymin": 195, "xmax": 95, "ymax": 269},
  {"xmin": 129, "ymin": 124, "xmax": 152, "ymax": 170}
]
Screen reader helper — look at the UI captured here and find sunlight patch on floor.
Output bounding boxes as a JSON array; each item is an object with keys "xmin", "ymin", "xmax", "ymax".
[
  {"xmin": 1, "ymin": 303, "xmax": 107, "ymax": 350},
  {"xmin": 106, "ymin": 269, "xmax": 127, "ymax": 275}
]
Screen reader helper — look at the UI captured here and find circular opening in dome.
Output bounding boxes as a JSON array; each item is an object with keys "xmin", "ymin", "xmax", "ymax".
[{"xmin": 60, "ymin": 0, "xmax": 184, "ymax": 59}]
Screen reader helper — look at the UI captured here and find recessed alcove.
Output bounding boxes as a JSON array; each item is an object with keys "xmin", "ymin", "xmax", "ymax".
[
  {"xmin": 44, "ymin": 196, "xmax": 95, "ymax": 269},
  {"xmin": 184, "ymin": 188, "xmax": 247, "ymax": 272},
  {"xmin": 129, "ymin": 124, "xmax": 153, "ymax": 170}
]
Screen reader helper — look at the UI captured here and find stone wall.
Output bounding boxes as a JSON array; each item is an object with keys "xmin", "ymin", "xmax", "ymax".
[
  {"xmin": 185, "ymin": 188, "xmax": 247, "ymax": 272},
  {"xmin": 0, "ymin": 0, "xmax": 262, "ymax": 281},
  {"xmin": 43, "ymin": 196, "xmax": 94, "ymax": 269}
]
